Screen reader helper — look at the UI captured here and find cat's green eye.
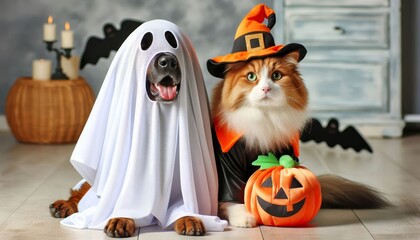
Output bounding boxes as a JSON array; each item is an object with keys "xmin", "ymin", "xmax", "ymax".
[
  {"xmin": 272, "ymin": 71, "xmax": 282, "ymax": 81},
  {"xmin": 247, "ymin": 72, "xmax": 257, "ymax": 82}
]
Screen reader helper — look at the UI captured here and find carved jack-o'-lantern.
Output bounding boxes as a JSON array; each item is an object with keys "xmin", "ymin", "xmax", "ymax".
[{"xmin": 245, "ymin": 154, "xmax": 322, "ymax": 226}]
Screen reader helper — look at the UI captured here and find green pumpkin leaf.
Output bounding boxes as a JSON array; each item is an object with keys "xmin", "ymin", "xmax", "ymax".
[{"xmin": 252, "ymin": 153, "xmax": 280, "ymax": 170}]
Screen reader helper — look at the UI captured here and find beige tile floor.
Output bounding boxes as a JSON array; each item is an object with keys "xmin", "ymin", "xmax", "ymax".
[{"xmin": 0, "ymin": 130, "xmax": 419, "ymax": 240}]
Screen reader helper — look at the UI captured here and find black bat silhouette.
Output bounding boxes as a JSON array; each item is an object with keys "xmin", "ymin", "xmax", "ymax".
[
  {"xmin": 80, "ymin": 19, "xmax": 143, "ymax": 69},
  {"xmin": 300, "ymin": 118, "xmax": 373, "ymax": 153}
]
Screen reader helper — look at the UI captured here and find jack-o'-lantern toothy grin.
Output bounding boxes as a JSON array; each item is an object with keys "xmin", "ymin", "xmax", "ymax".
[{"xmin": 257, "ymin": 195, "xmax": 306, "ymax": 218}]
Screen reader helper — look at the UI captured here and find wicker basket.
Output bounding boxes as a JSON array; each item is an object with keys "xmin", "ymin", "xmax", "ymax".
[{"xmin": 6, "ymin": 77, "xmax": 94, "ymax": 144}]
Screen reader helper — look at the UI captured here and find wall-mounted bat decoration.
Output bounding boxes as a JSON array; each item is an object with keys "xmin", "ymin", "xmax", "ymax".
[
  {"xmin": 300, "ymin": 118, "xmax": 373, "ymax": 153},
  {"xmin": 80, "ymin": 19, "xmax": 143, "ymax": 69}
]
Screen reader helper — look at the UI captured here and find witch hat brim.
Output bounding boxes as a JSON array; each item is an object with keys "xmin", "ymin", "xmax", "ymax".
[
  {"xmin": 207, "ymin": 4, "xmax": 307, "ymax": 79},
  {"xmin": 207, "ymin": 43, "xmax": 306, "ymax": 78}
]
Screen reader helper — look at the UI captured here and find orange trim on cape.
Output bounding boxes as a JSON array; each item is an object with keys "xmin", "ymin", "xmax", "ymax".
[
  {"xmin": 214, "ymin": 118, "xmax": 300, "ymax": 157},
  {"xmin": 214, "ymin": 118, "xmax": 243, "ymax": 153}
]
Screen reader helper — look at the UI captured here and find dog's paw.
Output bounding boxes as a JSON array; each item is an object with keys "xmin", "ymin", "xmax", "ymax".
[
  {"xmin": 220, "ymin": 203, "xmax": 257, "ymax": 228},
  {"xmin": 174, "ymin": 216, "xmax": 206, "ymax": 236},
  {"xmin": 49, "ymin": 200, "xmax": 78, "ymax": 218},
  {"xmin": 104, "ymin": 218, "xmax": 136, "ymax": 238}
]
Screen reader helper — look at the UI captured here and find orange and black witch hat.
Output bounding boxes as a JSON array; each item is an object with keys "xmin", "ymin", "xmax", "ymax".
[{"xmin": 207, "ymin": 4, "xmax": 307, "ymax": 78}]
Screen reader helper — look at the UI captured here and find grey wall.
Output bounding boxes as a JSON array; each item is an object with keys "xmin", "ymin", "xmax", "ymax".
[
  {"xmin": 1, "ymin": 0, "xmax": 419, "ymax": 126},
  {"xmin": 0, "ymin": 0, "xmax": 271, "ymax": 115}
]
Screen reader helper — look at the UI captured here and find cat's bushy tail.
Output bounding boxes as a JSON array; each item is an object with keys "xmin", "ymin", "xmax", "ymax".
[{"xmin": 319, "ymin": 174, "xmax": 391, "ymax": 209}]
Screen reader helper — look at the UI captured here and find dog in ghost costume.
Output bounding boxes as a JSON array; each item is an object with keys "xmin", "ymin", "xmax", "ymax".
[{"xmin": 49, "ymin": 20, "xmax": 227, "ymax": 237}]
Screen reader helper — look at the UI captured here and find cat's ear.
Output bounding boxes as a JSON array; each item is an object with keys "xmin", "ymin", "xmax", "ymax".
[{"xmin": 283, "ymin": 51, "xmax": 300, "ymax": 64}]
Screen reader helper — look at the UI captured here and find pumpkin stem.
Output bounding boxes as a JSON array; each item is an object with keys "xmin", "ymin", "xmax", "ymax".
[
  {"xmin": 252, "ymin": 154, "xmax": 299, "ymax": 170},
  {"xmin": 279, "ymin": 155, "xmax": 297, "ymax": 169}
]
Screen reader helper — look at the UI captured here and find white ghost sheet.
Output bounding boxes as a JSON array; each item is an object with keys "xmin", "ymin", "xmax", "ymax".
[{"xmin": 60, "ymin": 19, "xmax": 227, "ymax": 232}]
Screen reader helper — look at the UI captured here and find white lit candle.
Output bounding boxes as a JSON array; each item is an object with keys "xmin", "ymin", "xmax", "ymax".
[
  {"xmin": 61, "ymin": 55, "xmax": 80, "ymax": 79},
  {"xmin": 43, "ymin": 16, "xmax": 56, "ymax": 41},
  {"xmin": 32, "ymin": 59, "xmax": 52, "ymax": 80},
  {"xmin": 61, "ymin": 22, "xmax": 74, "ymax": 48}
]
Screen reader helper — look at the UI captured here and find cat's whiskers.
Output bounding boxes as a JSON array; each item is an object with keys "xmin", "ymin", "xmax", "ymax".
[
  {"xmin": 288, "ymin": 84, "xmax": 306, "ymax": 91},
  {"xmin": 285, "ymin": 95, "xmax": 306, "ymax": 109}
]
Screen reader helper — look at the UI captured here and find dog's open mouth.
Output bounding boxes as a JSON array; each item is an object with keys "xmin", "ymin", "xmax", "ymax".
[
  {"xmin": 146, "ymin": 52, "xmax": 181, "ymax": 103},
  {"xmin": 148, "ymin": 76, "xmax": 180, "ymax": 101}
]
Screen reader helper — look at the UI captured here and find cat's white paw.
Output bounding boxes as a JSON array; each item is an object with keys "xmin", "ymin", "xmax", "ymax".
[
  {"xmin": 219, "ymin": 202, "xmax": 257, "ymax": 228},
  {"xmin": 229, "ymin": 211, "xmax": 257, "ymax": 228}
]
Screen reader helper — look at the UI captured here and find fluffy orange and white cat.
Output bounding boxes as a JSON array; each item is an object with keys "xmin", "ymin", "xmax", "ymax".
[{"xmin": 211, "ymin": 51, "xmax": 389, "ymax": 227}]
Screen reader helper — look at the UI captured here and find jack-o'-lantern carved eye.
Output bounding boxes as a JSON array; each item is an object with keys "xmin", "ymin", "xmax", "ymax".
[
  {"xmin": 261, "ymin": 177, "xmax": 272, "ymax": 188},
  {"xmin": 290, "ymin": 177, "xmax": 303, "ymax": 188},
  {"xmin": 261, "ymin": 176, "xmax": 303, "ymax": 189}
]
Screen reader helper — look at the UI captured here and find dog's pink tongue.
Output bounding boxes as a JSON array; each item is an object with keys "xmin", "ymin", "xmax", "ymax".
[{"xmin": 157, "ymin": 85, "xmax": 177, "ymax": 100}]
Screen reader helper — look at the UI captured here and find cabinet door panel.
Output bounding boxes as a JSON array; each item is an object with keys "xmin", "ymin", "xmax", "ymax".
[
  {"xmin": 285, "ymin": 10, "xmax": 388, "ymax": 48},
  {"xmin": 285, "ymin": 0, "xmax": 389, "ymax": 7},
  {"xmin": 301, "ymin": 61, "xmax": 388, "ymax": 112}
]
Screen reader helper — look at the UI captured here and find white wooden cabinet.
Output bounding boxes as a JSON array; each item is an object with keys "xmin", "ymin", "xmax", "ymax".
[{"xmin": 274, "ymin": 0, "xmax": 404, "ymax": 137}]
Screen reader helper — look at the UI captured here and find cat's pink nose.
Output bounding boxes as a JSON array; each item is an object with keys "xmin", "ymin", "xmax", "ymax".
[{"xmin": 262, "ymin": 87, "xmax": 271, "ymax": 94}]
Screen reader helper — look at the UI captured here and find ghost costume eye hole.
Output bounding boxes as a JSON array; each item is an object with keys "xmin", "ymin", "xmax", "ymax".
[
  {"xmin": 141, "ymin": 32, "xmax": 153, "ymax": 50},
  {"xmin": 165, "ymin": 31, "xmax": 178, "ymax": 48}
]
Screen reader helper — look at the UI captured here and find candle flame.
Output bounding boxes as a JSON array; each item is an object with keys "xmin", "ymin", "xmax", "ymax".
[
  {"xmin": 65, "ymin": 22, "xmax": 70, "ymax": 30},
  {"xmin": 48, "ymin": 16, "xmax": 53, "ymax": 24}
]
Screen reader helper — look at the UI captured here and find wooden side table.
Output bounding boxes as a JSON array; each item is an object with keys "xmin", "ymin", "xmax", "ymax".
[{"xmin": 6, "ymin": 77, "xmax": 94, "ymax": 144}]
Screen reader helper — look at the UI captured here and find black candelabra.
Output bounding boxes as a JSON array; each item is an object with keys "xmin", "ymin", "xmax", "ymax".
[{"xmin": 45, "ymin": 41, "xmax": 72, "ymax": 80}]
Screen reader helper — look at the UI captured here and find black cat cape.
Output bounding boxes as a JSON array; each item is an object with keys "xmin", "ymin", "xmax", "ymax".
[{"xmin": 213, "ymin": 118, "xmax": 300, "ymax": 203}]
